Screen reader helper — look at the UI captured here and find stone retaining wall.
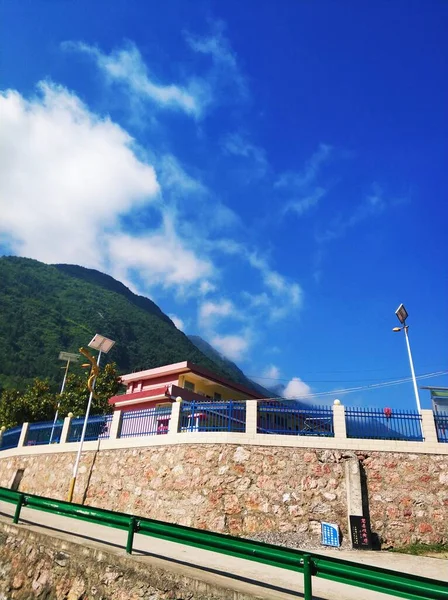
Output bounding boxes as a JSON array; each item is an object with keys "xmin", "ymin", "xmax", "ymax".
[
  {"xmin": 0, "ymin": 521, "xmax": 255, "ymax": 600},
  {"xmin": 0, "ymin": 444, "xmax": 447, "ymax": 547}
]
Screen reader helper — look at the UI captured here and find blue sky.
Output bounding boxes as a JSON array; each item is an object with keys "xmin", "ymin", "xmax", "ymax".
[{"xmin": 1, "ymin": 1, "xmax": 447, "ymax": 408}]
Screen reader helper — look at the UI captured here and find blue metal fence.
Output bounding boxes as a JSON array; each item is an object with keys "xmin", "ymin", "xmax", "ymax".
[
  {"xmin": 180, "ymin": 401, "xmax": 246, "ymax": 432},
  {"xmin": 26, "ymin": 420, "xmax": 63, "ymax": 446},
  {"xmin": 120, "ymin": 406, "xmax": 172, "ymax": 437},
  {"xmin": 345, "ymin": 407, "xmax": 423, "ymax": 441},
  {"xmin": 258, "ymin": 402, "xmax": 334, "ymax": 436},
  {"xmin": 434, "ymin": 411, "xmax": 448, "ymax": 443},
  {"xmin": 0, "ymin": 426, "xmax": 22, "ymax": 450},
  {"xmin": 67, "ymin": 414, "xmax": 113, "ymax": 443}
]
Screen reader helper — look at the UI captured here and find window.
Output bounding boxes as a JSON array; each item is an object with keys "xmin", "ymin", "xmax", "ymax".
[
  {"xmin": 184, "ymin": 380, "xmax": 195, "ymax": 392},
  {"xmin": 214, "ymin": 392, "xmax": 222, "ymax": 401}
]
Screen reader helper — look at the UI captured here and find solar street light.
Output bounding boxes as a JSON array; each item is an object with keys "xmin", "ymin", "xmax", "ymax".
[
  {"xmin": 393, "ymin": 305, "xmax": 421, "ymax": 414},
  {"xmin": 67, "ymin": 334, "xmax": 115, "ymax": 502},
  {"xmin": 49, "ymin": 352, "xmax": 80, "ymax": 444}
]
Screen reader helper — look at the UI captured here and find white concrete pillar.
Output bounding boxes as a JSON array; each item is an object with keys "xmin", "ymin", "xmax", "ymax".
[
  {"xmin": 17, "ymin": 422, "xmax": 29, "ymax": 448},
  {"xmin": 332, "ymin": 402, "xmax": 347, "ymax": 439},
  {"xmin": 421, "ymin": 409, "xmax": 438, "ymax": 443},
  {"xmin": 0, "ymin": 426, "xmax": 5, "ymax": 447},
  {"xmin": 345, "ymin": 457, "xmax": 363, "ymax": 545},
  {"xmin": 109, "ymin": 410, "xmax": 123, "ymax": 440},
  {"xmin": 168, "ymin": 398, "xmax": 182, "ymax": 434},
  {"xmin": 245, "ymin": 400, "xmax": 258, "ymax": 435},
  {"xmin": 60, "ymin": 414, "xmax": 73, "ymax": 444}
]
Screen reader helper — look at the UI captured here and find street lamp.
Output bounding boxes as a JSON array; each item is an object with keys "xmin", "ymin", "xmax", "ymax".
[
  {"xmin": 67, "ymin": 334, "xmax": 115, "ymax": 502},
  {"xmin": 49, "ymin": 351, "xmax": 80, "ymax": 444},
  {"xmin": 393, "ymin": 304, "xmax": 422, "ymax": 414}
]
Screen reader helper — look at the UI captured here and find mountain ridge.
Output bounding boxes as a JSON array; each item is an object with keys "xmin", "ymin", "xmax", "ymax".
[{"xmin": 0, "ymin": 256, "xmax": 265, "ymax": 395}]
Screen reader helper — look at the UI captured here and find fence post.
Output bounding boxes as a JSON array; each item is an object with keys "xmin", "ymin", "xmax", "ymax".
[
  {"xmin": 126, "ymin": 516, "xmax": 137, "ymax": 554},
  {"xmin": 245, "ymin": 400, "xmax": 257, "ymax": 435},
  {"xmin": 60, "ymin": 414, "xmax": 73, "ymax": 445},
  {"xmin": 168, "ymin": 398, "xmax": 182, "ymax": 434},
  {"xmin": 109, "ymin": 410, "xmax": 123, "ymax": 440},
  {"xmin": 0, "ymin": 426, "xmax": 5, "ymax": 447},
  {"xmin": 301, "ymin": 554, "xmax": 313, "ymax": 600},
  {"xmin": 421, "ymin": 409, "xmax": 438, "ymax": 444},
  {"xmin": 13, "ymin": 493, "xmax": 25, "ymax": 524},
  {"xmin": 17, "ymin": 423, "xmax": 29, "ymax": 448},
  {"xmin": 332, "ymin": 401, "xmax": 347, "ymax": 439}
]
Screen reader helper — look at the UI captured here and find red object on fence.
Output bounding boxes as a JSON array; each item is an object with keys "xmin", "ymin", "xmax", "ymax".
[{"xmin": 384, "ymin": 407, "xmax": 392, "ymax": 418}]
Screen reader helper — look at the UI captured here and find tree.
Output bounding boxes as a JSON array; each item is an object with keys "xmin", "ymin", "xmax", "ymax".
[
  {"xmin": 0, "ymin": 363, "xmax": 122, "ymax": 429},
  {"xmin": 57, "ymin": 362, "xmax": 121, "ymax": 418},
  {"xmin": 0, "ymin": 379, "xmax": 56, "ymax": 429}
]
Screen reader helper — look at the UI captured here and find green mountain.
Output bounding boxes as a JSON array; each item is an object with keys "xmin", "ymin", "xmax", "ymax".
[{"xmin": 0, "ymin": 256, "xmax": 262, "ymax": 394}]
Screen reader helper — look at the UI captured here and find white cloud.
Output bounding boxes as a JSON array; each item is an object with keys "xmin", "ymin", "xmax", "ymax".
[
  {"xmin": 185, "ymin": 21, "xmax": 248, "ymax": 103},
  {"xmin": 0, "ymin": 82, "xmax": 217, "ymax": 297},
  {"xmin": 283, "ymin": 377, "xmax": 311, "ymax": 399},
  {"xmin": 209, "ymin": 241, "xmax": 304, "ymax": 322},
  {"xmin": 198, "ymin": 299, "xmax": 238, "ymax": 324},
  {"xmin": 276, "ymin": 144, "xmax": 332, "ymax": 218},
  {"xmin": 157, "ymin": 154, "xmax": 207, "ymax": 196},
  {"xmin": 263, "ymin": 364, "xmax": 280, "ymax": 380},
  {"xmin": 108, "ymin": 224, "xmax": 213, "ymax": 288},
  {"xmin": 283, "ymin": 187, "xmax": 326, "ymax": 217},
  {"xmin": 222, "ymin": 132, "xmax": 268, "ymax": 179},
  {"xmin": 276, "ymin": 144, "xmax": 332, "ymax": 191},
  {"xmin": 210, "ymin": 333, "xmax": 250, "ymax": 361},
  {"xmin": 64, "ymin": 41, "xmax": 204, "ymax": 117},
  {"xmin": 247, "ymin": 253, "xmax": 303, "ymax": 320},
  {"xmin": 169, "ymin": 314, "xmax": 185, "ymax": 331},
  {"xmin": 0, "ymin": 82, "xmax": 158, "ymax": 267},
  {"xmin": 316, "ymin": 183, "xmax": 387, "ymax": 243},
  {"xmin": 199, "ymin": 281, "xmax": 217, "ymax": 295}
]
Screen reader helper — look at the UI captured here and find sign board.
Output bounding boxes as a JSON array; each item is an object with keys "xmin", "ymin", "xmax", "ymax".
[
  {"xmin": 59, "ymin": 352, "xmax": 80, "ymax": 362},
  {"xmin": 321, "ymin": 522, "xmax": 340, "ymax": 547},
  {"xmin": 349, "ymin": 515, "xmax": 372, "ymax": 550}
]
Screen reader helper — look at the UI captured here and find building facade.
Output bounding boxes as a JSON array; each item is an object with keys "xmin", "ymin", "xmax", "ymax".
[{"xmin": 108, "ymin": 361, "xmax": 265, "ymax": 412}]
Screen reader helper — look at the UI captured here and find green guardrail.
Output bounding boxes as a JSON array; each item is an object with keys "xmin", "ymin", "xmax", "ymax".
[{"xmin": 0, "ymin": 486, "xmax": 446, "ymax": 600}]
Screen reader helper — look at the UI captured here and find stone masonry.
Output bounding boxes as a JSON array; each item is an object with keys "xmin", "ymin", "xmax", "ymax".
[
  {"xmin": 0, "ymin": 444, "xmax": 446, "ymax": 547},
  {"xmin": 0, "ymin": 521, "xmax": 257, "ymax": 600}
]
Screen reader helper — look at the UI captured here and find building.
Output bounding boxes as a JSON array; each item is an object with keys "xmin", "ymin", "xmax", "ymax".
[{"xmin": 108, "ymin": 361, "xmax": 266, "ymax": 413}]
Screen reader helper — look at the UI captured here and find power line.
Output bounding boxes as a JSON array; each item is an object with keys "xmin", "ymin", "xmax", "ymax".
[
  {"xmin": 248, "ymin": 365, "xmax": 447, "ymax": 384},
  {"xmin": 261, "ymin": 370, "xmax": 448, "ymax": 401}
]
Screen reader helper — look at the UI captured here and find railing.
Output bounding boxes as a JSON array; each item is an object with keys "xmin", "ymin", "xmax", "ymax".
[
  {"xmin": 67, "ymin": 414, "xmax": 113, "ymax": 443},
  {"xmin": 434, "ymin": 411, "xmax": 448, "ymax": 443},
  {"xmin": 26, "ymin": 420, "xmax": 63, "ymax": 446},
  {"xmin": 345, "ymin": 408, "xmax": 423, "ymax": 441},
  {"xmin": 0, "ymin": 487, "xmax": 446, "ymax": 600},
  {"xmin": 0, "ymin": 425, "xmax": 22, "ymax": 450},
  {"xmin": 180, "ymin": 401, "xmax": 246, "ymax": 432},
  {"xmin": 0, "ymin": 402, "xmax": 445, "ymax": 452},
  {"xmin": 120, "ymin": 406, "xmax": 172, "ymax": 437},
  {"xmin": 258, "ymin": 402, "xmax": 334, "ymax": 436}
]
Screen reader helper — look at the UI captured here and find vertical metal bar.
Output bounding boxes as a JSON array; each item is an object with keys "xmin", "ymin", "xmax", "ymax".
[
  {"xmin": 301, "ymin": 554, "xmax": 313, "ymax": 600},
  {"xmin": 126, "ymin": 517, "xmax": 137, "ymax": 554},
  {"xmin": 13, "ymin": 493, "xmax": 25, "ymax": 524}
]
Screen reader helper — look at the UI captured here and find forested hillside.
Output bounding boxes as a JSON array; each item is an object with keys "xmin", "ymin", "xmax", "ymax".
[{"xmin": 0, "ymin": 256, "xmax": 261, "ymax": 393}]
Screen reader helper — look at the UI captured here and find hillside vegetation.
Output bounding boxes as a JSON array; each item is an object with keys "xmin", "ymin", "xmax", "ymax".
[{"xmin": 0, "ymin": 256, "xmax": 262, "ymax": 394}]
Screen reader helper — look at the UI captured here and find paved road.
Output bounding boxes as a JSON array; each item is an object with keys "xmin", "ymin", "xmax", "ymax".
[{"xmin": 1, "ymin": 502, "xmax": 447, "ymax": 600}]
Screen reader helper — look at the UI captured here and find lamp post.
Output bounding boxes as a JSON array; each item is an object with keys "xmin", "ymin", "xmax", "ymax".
[
  {"xmin": 49, "ymin": 351, "xmax": 80, "ymax": 444},
  {"xmin": 393, "ymin": 304, "xmax": 422, "ymax": 414},
  {"xmin": 67, "ymin": 334, "xmax": 115, "ymax": 502}
]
